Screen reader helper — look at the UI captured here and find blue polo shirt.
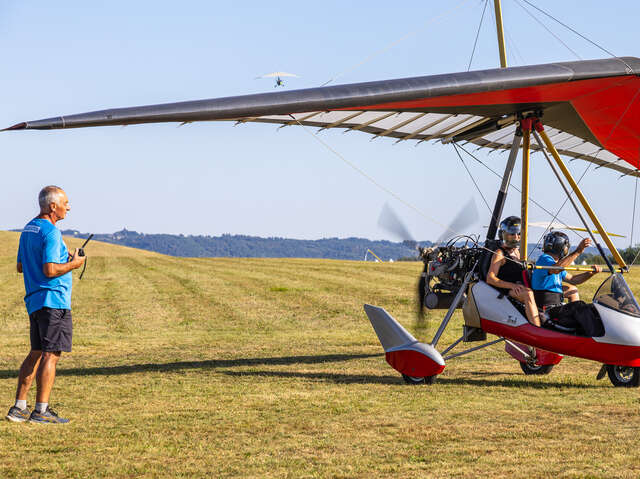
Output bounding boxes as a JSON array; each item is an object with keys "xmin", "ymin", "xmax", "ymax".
[
  {"xmin": 531, "ymin": 253, "xmax": 567, "ymax": 293},
  {"xmin": 17, "ymin": 218, "xmax": 72, "ymax": 314}
]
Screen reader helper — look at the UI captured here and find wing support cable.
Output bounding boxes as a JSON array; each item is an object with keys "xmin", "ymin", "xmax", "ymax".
[
  {"xmin": 287, "ymin": 115, "xmax": 527, "ymax": 271},
  {"xmin": 452, "ymin": 142, "xmax": 493, "ymax": 216},
  {"xmin": 532, "ymin": 124, "xmax": 619, "ymax": 272},
  {"xmin": 519, "ymin": 0, "xmax": 633, "ymax": 72},
  {"xmin": 527, "ymin": 160, "xmax": 592, "ymax": 260},
  {"xmin": 455, "ymin": 142, "xmax": 584, "ymax": 237},
  {"xmin": 485, "ymin": 127, "xmax": 522, "ymax": 241}
]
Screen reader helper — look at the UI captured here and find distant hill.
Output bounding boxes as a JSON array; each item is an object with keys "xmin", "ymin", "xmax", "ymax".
[
  {"xmin": 6, "ymin": 227, "xmax": 609, "ymax": 261},
  {"xmin": 53, "ymin": 229, "xmax": 428, "ymax": 260}
]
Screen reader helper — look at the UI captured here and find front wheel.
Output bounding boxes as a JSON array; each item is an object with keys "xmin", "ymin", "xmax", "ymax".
[
  {"xmin": 520, "ymin": 362, "xmax": 554, "ymax": 375},
  {"xmin": 402, "ymin": 374, "xmax": 436, "ymax": 385},
  {"xmin": 606, "ymin": 365, "xmax": 640, "ymax": 387}
]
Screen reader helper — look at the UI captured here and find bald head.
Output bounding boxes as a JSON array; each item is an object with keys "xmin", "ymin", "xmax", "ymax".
[{"xmin": 38, "ymin": 186, "xmax": 65, "ymax": 214}]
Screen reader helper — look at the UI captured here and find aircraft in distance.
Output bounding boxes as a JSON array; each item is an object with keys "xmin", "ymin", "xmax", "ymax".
[
  {"xmin": 255, "ymin": 71, "xmax": 300, "ymax": 88},
  {"xmin": 5, "ymin": 1, "xmax": 640, "ymax": 388}
]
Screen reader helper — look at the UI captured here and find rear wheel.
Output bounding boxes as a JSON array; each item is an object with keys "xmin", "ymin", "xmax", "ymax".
[
  {"xmin": 519, "ymin": 362, "xmax": 554, "ymax": 375},
  {"xmin": 606, "ymin": 365, "xmax": 640, "ymax": 387},
  {"xmin": 402, "ymin": 374, "xmax": 436, "ymax": 385}
]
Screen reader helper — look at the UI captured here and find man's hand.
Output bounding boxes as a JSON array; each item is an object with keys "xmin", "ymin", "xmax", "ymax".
[
  {"xmin": 69, "ymin": 248, "xmax": 86, "ymax": 269},
  {"xmin": 592, "ymin": 265, "xmax": 603, "ymax": 273},
  {"xmin": 576, "ymin": 238, "xmax": 592, "ymax": 254},
  {"xmin": 43, "ymin": 249, "xmax": 86, "ymax": 278}
]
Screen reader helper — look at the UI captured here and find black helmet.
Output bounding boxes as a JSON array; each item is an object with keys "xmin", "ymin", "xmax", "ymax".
[
  {"xmin": 498, "ymin": 216, "xmax": 521, "ymax": 248},
  {"xmin": 543, "ymin": 231, "xmax": 570, "ymax": 257}
]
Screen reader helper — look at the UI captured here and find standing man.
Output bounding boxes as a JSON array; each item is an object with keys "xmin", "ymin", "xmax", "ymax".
[{"xmin": 6, "ymin": 186, "xmax": 85, "ymax": 424}]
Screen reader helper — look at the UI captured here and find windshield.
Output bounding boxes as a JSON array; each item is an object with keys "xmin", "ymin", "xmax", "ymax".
[{"xmin": 593, "ymin": 273, "xmax": 640, "ymax": 318}]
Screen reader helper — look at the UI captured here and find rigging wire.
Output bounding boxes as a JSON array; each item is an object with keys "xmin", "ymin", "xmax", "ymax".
[
  {"xmin": 503, "ymin": 24, "xmax": 525, "ymax": 66},
  {"xmin": 467, "ymin": 0, "xmax": 489, "ymax": 71},
  {"xmin": 288, "ymin": 116, "xmax": 595, "ymax": 270},
  {"xmin": 289, "ymin": 115, "xmax": 526, "ymax": 266},
  {"xmin": 519, "ymin": 0, "xmax": 631, "ymax": 70},
  {"xmin": 320, "ymin": 0, "xmax": 469, "ymax": 87},
  {"xmin": 454, "ymin": 141, "xmax": 584, "ymax": 237},
  {"xmin": 288, "ymin": 115, "xmax": 452, "ymax": 236},
  {"xmin": 512, "ymin": 0, "xmax": 582, "ymax": 60},
  {"xmin": 527, "ymin": 161, "xmax": 593, "ymax": 261},
  {"xmin": 452, "ymin": 142, "xmax": 493, "ymax": 215},
  {"xmin": 486, "ymin": 3, "xmax": 525, "ymax": 66}
]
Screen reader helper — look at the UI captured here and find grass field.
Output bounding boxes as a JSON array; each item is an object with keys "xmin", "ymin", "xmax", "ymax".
[{"xmin": 1, "ymin": 230, "xmax": 640, "ymax": 478}]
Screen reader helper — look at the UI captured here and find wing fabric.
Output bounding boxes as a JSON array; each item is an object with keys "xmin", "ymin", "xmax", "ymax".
[{"xmin": 5, "ymin": 57, "xmax": 640, "ymax": 177}]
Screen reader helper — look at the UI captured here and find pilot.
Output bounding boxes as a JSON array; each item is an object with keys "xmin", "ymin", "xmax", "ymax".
[
  {"xmin": 486, "ymin": 216, "xmax": 541, "ymax": 327},
  {"xmin": 531, "ymin": 231, "xmax": 602, "ymax": 309}
]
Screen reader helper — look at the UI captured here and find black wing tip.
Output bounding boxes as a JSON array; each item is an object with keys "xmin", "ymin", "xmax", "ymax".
[{"xmin": 1, "ymin": 122, "xmax": 28, "ymax": 131}]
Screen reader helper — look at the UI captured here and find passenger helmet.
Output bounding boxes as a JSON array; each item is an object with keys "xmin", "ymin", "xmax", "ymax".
[
  {"xmin": 543, "ymin": 231, "xmax": 570, "ymax": 257},
  {"xmin": 498, "ymin": 216, "xmax": 521, "ymax": 248}
]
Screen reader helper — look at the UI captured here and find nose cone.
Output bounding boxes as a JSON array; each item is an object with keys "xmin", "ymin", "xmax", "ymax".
[{"xmin": 1, "ymin": 122, "xmax": 27, "ymax": 131}]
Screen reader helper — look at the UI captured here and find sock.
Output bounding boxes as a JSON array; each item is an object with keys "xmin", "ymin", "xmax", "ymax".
[
  {"xmin": 14, "ymin": 399, "xmax": 27, "ymax": 410},
  {"xmin": 35, "ymin": 402, "xmax": 48, "ymax": 413}
]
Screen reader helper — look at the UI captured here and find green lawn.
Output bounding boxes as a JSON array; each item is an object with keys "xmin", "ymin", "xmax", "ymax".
[{"xmin": 1, "ymin": 231, "xmax": 639, "ymax": 478}]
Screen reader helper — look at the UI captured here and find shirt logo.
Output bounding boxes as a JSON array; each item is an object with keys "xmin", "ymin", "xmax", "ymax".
[{"xmin": 23, "ymin": 225, "xmax": 40, "ymax": 234}]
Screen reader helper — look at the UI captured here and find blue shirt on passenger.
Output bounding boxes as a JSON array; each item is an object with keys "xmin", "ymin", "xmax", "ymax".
[
  {"xmin": 531, "ymin": 253, "xmax": 567, "ymax": 293},
  {"xmin": 17, "ymin": 218, "xmax": 72, "ymax": 314}
]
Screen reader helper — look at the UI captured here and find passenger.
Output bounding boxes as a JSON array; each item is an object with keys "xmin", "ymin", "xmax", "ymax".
[
  {"xmin": 486, "ymin": 216, "xmax": 541, "ymax": 327},
  {"xmin": 531, "ymin": 231, "xmax": 602, "ymax": 310}
]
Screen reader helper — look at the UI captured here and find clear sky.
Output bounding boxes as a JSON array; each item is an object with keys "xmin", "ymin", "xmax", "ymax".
[{"xmin": 1, "ymin": 1, "xmax": 639, "ymax": 249}]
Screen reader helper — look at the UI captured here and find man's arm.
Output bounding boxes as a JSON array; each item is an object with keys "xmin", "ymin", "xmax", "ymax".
[
  {"xmin": 42, "ymin": 249, "xmax": 85, "ymax": 278},
  {"xmin": 564, "ymin": 266, "xmax": 603, "ymax": 286},
  {"xmin": 548, "ymin": 238, "xmax": 592, "ymax": 274},
  {"xmin": 17, "ymin": 262, "xmax": 22, "ymax": 274}
]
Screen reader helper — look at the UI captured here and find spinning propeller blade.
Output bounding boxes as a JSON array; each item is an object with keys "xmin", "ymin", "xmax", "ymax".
[
  {"xmin": 435, "ymin": 197, "xmax": 479, "ymax": 244},
  {"xmin": 377, "ymin": 202, "xmax": 416, "ymax": 248}
]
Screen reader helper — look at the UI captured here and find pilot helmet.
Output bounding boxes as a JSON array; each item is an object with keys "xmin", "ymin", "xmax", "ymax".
[
  {"xmin": 543, "ymin": 230, "xmax": 570, "ymax": 258},
  {"xmin": 498, "ymin": 216, "xmax": 521, "ymax": 248}
]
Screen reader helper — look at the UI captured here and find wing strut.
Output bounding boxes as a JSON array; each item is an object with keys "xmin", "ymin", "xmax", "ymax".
[{"xmin": 520, "ymin": 118, "xmax": 532, "ymax": 260}]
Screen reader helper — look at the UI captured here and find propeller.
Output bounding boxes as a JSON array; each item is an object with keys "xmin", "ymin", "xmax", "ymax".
[
  {"xmin": 376, "ymin": 198, "xmax": 480, "ymax": 331},
  {"xmin": 377, "ymin": 202, "xmax": 417, "ymax": 249},
  {"xmin": 435, "ymin": 197, "xmax": 479, "ymax": 244}
]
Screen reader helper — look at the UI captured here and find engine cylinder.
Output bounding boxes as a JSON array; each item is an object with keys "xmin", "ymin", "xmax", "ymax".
[{"xmin": 424, "ymin": 291, "xmax": 464, "ymax": 310}]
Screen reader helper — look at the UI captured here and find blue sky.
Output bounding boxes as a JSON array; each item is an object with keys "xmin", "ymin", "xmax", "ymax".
[{"xmin": 1, "ymin": 1, "xmax": 639, "ymax": 248}]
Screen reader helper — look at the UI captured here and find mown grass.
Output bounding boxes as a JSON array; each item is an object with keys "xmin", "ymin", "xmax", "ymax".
[{"xmin": 1, "ymin": 230, "xmax": 640, "ymax": 478}]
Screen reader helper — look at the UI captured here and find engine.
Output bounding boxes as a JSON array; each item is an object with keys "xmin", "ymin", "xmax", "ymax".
[{"xmin": 419, "ymin": 237, "xmax": 483, "ymax": 309}]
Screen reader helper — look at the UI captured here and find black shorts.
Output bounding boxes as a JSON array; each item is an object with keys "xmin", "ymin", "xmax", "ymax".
[{"xmin": 29, "ymin": 307, "xmax": 73, "ymax": 352}]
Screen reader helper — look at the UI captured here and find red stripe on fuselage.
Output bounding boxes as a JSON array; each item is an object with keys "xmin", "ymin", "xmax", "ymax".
[{"xmin": 480, "ymin": 318, "xmax": 640, "ymax": 366}]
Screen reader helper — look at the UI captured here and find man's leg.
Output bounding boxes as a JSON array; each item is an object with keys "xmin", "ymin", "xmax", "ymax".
[
  {"xmin": 564, "ymin": 284, "xmax": 579, "ymax": 302},
  {"xmin": 6, "ymin": 350, "xmax": 42, "ymax": 421},
  {"xmin": 29, "ymin": 308, "xmax": 71, "ymax": 423},
  {"xmin": 35, "ymin": 351, "xmax": 61, "ymax": 404},
  {"xmin": 16, "ymin": 350, "xmax": 42, "ymax": 401}
]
